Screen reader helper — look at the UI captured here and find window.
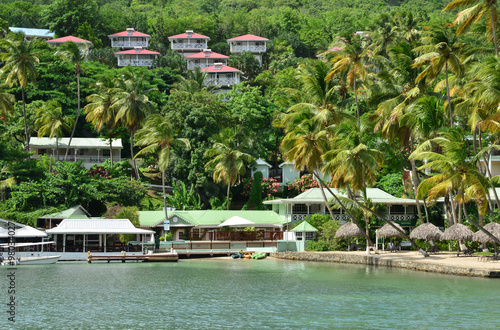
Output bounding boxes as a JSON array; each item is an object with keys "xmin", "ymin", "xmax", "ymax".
[
  {"xmin": 178, "ymin": 231, "xmax": 184, "ymax": 240},
  {"xmin": 38, "ymin": 149, "xmax": 47, "ymax": 155},
  {"xmin": 103, "ymin": 150, "xmax": 110, "ymax": 156},
  {"xmin": 292, "ymin": 204, "xmax": 308, "ymax": 214}
]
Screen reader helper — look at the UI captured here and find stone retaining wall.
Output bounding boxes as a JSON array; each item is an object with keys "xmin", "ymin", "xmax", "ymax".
[{"xmin": 271, "ymin": 251, "xmax": 500, "ymax": 278}]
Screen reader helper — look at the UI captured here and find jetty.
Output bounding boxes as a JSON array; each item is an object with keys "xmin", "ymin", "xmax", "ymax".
[{"xmin": 87, "ymin": 252, "xmax": 178, "ymax": 263}]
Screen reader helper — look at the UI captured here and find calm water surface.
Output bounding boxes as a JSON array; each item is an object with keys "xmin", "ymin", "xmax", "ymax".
[{"xmin": 1, "ymin": 258, "xmax": 499, "ymax": 329}]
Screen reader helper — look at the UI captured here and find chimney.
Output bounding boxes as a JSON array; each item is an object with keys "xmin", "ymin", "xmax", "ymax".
[
  {"xmin": 127, "ymin": 28, "xmax": 135, "ymax": 36},
  {"xmin": 214, "ymin": 62, "xmax": 223, "ymax": 69},
  {"xmin": 204, "ymin": 49, "xmax": 211, "ymax": 57},
  {"xmin": 186, "ymin": 30, "xmax": 193, "ymax": 38},
  {"xmin": 134, "ymin": 46, "xmax": 142, "ymax": 53}
]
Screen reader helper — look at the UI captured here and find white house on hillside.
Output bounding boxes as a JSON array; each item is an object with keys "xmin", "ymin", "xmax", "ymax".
[
  {"xmin": 168, "ymin": 30, "xmax": 210, "ymax": 56},
  {"xmin": 108, "ymin": 28, "xmax": 150, "ymax": 49},
  {"xmin": 115, "ymin": 47, "xmax": 160, "ymax": 67},
  {"xmin": 227, "ymin": 34, "xmax": 269, "ymax": 66},
  {"xmin": 185, "ymin": 49, "xmax": 229, "ymax": 70},
  {"xmin": 200, "ymin": 63, "xmax": 241, "ymax": 87},
  {"xmin": 29, "ymin": 137, "xmax": 123, "ymax": 169}
]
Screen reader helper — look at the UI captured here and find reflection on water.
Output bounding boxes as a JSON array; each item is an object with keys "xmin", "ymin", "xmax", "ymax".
[{"xmin": 0, "ymin": 258, "xmax": 498, "ymax": 329}]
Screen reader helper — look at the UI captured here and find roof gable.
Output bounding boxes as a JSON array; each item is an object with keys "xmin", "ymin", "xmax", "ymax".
[
  {"xmin": 228, "ymin": 34, "xmax": 269, "ymax": 41},
  {"xmin": 47, "ymin": 35, "xmax": 92, "ymax": 44},
  {"xmin": 40, "ymin": 205, "xmax": 91, "ymax": 219}
]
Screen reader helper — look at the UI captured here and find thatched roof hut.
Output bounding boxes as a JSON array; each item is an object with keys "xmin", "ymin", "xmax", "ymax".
[
  {"xmin": 335, "ymin": 222, "xmax": 364, "ymax": 238},
  {"xmin": 410, "ymin": 223, "xmax": 443, "ymax": 241},
  {"xmin": 377, "ymin": 222, "xmax": 405, "ymax": 238},
  {"xmin": 472, "ymin": 222, "xmax": 500, "ymax": 243},
  {"xmin": 442, "ymin": 223, "xmax": 474, "ymax": 241}
]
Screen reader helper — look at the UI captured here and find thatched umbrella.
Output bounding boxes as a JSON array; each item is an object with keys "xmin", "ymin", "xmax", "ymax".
[
  {"xmin": 410, "ymin": 223, "xmax": 443, "ymax": 251},
  {"xmin": 335, "ymin": 222, "xmax": 364, "ymax": 251},
  {"xmin": 377, "ymin": 222, "xmax": 405, "ymax": 239},
  {"xmin": 442, "ymin": 223, "xmax": 474, "ymax": 256},
  {"xmin": 472, "ymin": 222, "xmax": 500, "ymax": 254}
]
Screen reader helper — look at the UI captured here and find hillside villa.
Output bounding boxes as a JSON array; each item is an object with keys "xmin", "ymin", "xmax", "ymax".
[{"xmin": 29, "ymin": 137, "xmax": 123, "ymax": 169}]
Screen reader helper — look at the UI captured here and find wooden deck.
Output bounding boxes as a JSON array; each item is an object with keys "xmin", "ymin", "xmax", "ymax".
[{"xmin": 87, "ymin": 252, "xmax": 178, "ymax": 263}]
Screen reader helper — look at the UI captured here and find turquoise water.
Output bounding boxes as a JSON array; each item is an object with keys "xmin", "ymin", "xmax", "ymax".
[{"xmin": 1, "ymin": 258, "xmax": 499, "ymax": 329}]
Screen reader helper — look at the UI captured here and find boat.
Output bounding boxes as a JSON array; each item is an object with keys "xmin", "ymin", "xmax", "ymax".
[
  {"xmin": 243, "ymin": 253, "xmax": 252, "ymax": 259},
  {"xmin": 231, "ymin": 252, "xmax": 243, "ymax": 259},
  {"xmin": 252, "ymin": 252, "xmax": 267, "ymax": 259},
  {"xmin": 143, "ymin": 252, "xmax": 178, "ymax": 262},
  {"xmin": 0, "ymin": 242, "xmax": 61, "ymax": 265}
]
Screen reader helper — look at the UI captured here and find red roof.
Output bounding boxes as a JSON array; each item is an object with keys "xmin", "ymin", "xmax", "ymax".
[
  {"xmin": 185, "ymin": 51, "xmax": 229, "ymax": 59},
  {"xmin": 46, "ymin": 35, "xmax": 92, "ymax": 44},
  {"xmin": 115, "ymin": 49, "xmax": 160, "ymax": 55},
  {"xmin": 168, "ymin": 32, "xmax": 210, "ymax": 40},
  {"xmin": 201, "ymin": 65, "xmax": 240, "ymax": 73},
  {"xmin": 227, "ymin": 34, "xmax": 269, "ymax": 42},
  {"xmin": 109, "ymin": 30, "xmax": 150, "ymax": 37}
]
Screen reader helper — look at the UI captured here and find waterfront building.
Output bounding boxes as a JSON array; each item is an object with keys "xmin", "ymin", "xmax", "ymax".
[
  {"xmin": 227, "ymin": 34, "xmax": 269, "ymax": 66},
  {"xmin": 9, "ymin": 27, "xmax": 54, "ymax": 40},
  {"xmin": 0, "ymin": 218, "xmax": 48, "ymax": 244},
  {"xmin": 139, "ymin": 210, "xmax": 286, "ymax": 241},
  {"xmin": 46, "ymin": 218, "xmax": 155, "ymax": 259},
  {"xmin": 200, "ymin": 63, "xmax": 241, "ymax": 87},
  {"xmin": 108, "ymin": 28, "xmax": 150, "ymax": 49},
  {"xmin": 29, "ymin": 137, "xmax": 123, "ymax": 169},
  {"xmin": 115, "ymin": 47, "xmax": 160, "ymax": 67},
  {"xmin": 168, "ymin": 30, "xmax": 210, "ymax": 57},
  {"xmin": 185, "ymin": 49, "xmax": 229, "ymax": 70},
  {"xmin": 263, "ymin": 188, "xmax": 418, "ymax": 227}
]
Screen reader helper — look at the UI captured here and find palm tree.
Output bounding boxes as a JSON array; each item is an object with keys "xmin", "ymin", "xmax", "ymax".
[
  {"xmin": 323, "ymin": 118, "xmax": 384, "ymax": 243},
  {"xmin": 135, "ymin": 114, "xmax": 190, "ymax": 221},
  {"xmin": 0, "ymin": 37, "xmax": 42, "ymax": 150},
  {"xmin": 112, "ymin": 68, "xmax": 156, "ymax": 179},
  {"xmin": 84, "ymin": 77, "xmax": 119, "ymax": 168},
  {"xmin": 413, "ymin": 27, "xmax": 466, "ymax": 126},
  {"xmin": 205, "ymin": 129, "xmax": 253, "ymax": 210},
  {"xmin": 56, "ymin": 41, "xmax": 90, "ymax": 161},
  {"xmin": 326, "ymin": 34, "xmax": 372, "ymax": 125},
  {"xmin": 444, "ymin": 0, "xmax": 500, "ymax": 56},
  {"xmin": 0, "ymin": 84, "xmax": 15, "ymax": 120},
  {"xmin": 173, "ymin": 67, "xmax": 212, "ymax": 93},
  {"xmin": 35, "ymin": 100, "xmax": 74, "ymax": 162}
]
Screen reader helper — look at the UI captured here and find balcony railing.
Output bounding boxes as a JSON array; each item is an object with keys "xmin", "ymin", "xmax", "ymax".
[
  {"xmin": 111, "ymin": 41, "xmax": 148, "ymax": 48},
  {"xmin": 207, "ymin": 231, "xmax": 283, "ymax": 241},
  {"xmin": 205, "ymin": 77, "xmax": 238, "ymax": 86},
  {"xmin": 171, "ymin": 43, "xmax": 207, "ymax": 50},
  {"xmin": 32, "ymin": 155, "xmax": 118, "ymax": 163},
  {"xmin": 118, "ymin": 59, "xmax": 155, "ymax": 67},
  {"xmin": 187, "ymin": 62, "xmax": 226, "ymax": 70},
  {"xmin": 230, "ymin": 45, "xmax": 266, "ymax": 52},
  {"xmin": 292, "ymin": 213, "xmax": 415, "ymax": 224}
]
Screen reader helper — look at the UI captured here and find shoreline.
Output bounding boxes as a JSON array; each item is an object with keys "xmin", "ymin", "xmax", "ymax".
[{"xmin": 271, "ymin": 251, "xmax": 500, "ymax": 278}]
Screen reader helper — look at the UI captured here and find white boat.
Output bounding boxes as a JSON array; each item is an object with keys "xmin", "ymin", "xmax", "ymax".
[{"xmin": 0, "ymin": 241, "xmax": 61, "ymax": 265}]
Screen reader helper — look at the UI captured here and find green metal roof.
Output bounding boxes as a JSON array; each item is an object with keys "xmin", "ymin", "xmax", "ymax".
[
  {"xmin": 138, "ymin": 210, "xmax": 286, "ymax": 227},
  {"xmin": 138, "ymin": 211, "xmax": 167, "ymax": 228},
  {"xmin": 263, "ymin": 188, "xmax": 418, "ymax": 205},
  {"xmin": 40, "ymin": 205, "xmax": 91, "ymax": 219},
  {"xmin": 292, "ymin": 221, "xmax": 318, "ymax": 232}
]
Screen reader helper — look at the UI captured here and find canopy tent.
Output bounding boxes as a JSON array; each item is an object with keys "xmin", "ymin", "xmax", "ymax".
[
  {"xmin": 218, "ymin": 216, "xmax": 256, "ymax": 227},
  {"xmin": 0, "ymin": 219, "xmax": 48, "ymax": 238}
]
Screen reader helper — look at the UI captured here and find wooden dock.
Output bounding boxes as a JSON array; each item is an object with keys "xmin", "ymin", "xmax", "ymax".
[{"xmin": 87, "ymin": 252, "xmax": 178, "ymax": 263}]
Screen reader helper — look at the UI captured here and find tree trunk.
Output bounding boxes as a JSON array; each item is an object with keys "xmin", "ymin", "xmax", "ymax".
[
  {"xmin": 445, "ymin": 63, "xmax": 453, "ymax": 127},
  {"xmin": 463, "ymin": 203, "xmax": 500, "ymax": 246},
  {"xmin": 65, "ymin": 72, "xmax": 80, "ymax": 161},
  {"xmin": 449, "ymin": 191, "xmax": 458, "ymax": 224},
  {"xmin": 226, "ymin": 183, "xmax": 231, "ymax": 210},
  {"xmin": 163, "ymin": 170, "xmax": 168, "ymax": 221},
  {"xmin": 22, "ymin": 87, "xmax": 30, "ymax": 151},
  {"xmin": 130, "ymin": 131, "xmax": 139, "ymax": 180},
  {"xmin": 315, "ymin": 172, "xmax": 337, "ymax": 221},
  {"xmin": 409, "ymin": 158, "xmax": 425, "ymax": 223},
  {"xmin": 353, "ymin": 73, "xmax": 361, "ymax": 126},
  {"xmin": 109, "ymin": 137, "xmax": 114, "ymax": 168},
  {"xmin": 491, "ymin": 5, "xmax": 499, "ymax": 56}
]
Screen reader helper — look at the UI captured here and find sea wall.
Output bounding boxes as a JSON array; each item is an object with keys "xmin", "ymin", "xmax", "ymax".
[{"xmin": 271, "ymin": 251, "xmax": 500, "ymax": 278}]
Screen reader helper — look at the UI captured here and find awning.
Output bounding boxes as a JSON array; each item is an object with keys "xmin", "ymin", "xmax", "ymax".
[{"xmin": 46, "ymin": 219, "xmax": 154, "ymax": 235}]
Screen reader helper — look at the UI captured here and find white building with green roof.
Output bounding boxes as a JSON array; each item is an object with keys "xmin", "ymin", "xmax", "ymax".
[
  {"xmin": 263, "ymin": 188, "xmax": 418, "ymax": 227},
  {"xmin": 139, "ymin": 210, "xmax": 287, "ymax": 241}
]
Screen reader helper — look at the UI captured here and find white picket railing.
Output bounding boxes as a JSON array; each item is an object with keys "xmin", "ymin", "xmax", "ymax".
[
  {"xmin": 118, "ymin": 59, "xmax": 155, "ymax": 67},
  {"xmin": 171, "ymin": 43, "xmax": 207, "ymax": 50},
  {"xmin": 205, "ymin": 77, "xmax": 238, "ymax": 86},
  {"xmin": 111, "ymin": 41, "xmax": 148, "ymax": 48},
  {"xmin": 230, "ymin": 44, "xmax": 266, "ymax": 52}
]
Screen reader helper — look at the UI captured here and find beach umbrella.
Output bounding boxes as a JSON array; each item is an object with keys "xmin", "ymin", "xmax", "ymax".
[
  {"xmin": 377, "ymin": 222, "xmax": 406, "ymax": 239},
  {"xmin": 410, "ymin": 223, "xmax": 443, "ymax": 251},
  {"xmin": 335, "ymin": 222, "xmax": 364, "ymax": 251},
  {"xmin": 442, "ymin": 223, "xmax": 474, "ymax": 256},
  {"xmin": 472, "ymin": 222, "xmax": 500, "ymax": 254}
]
